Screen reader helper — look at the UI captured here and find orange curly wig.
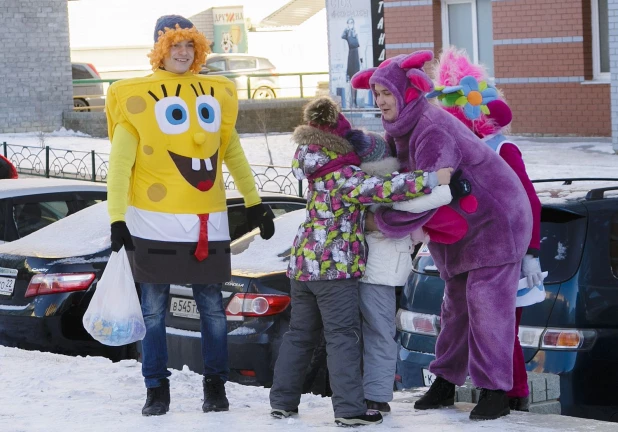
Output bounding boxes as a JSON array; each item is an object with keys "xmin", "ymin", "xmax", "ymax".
[{"xmin": 148, "ymin": 25, "xmax": 211, "ymax": 74}]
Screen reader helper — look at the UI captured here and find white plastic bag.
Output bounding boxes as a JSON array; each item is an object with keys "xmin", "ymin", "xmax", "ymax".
[{"xmin": 83, "ymin": 247, "xmax": 146, "ymax": 346}]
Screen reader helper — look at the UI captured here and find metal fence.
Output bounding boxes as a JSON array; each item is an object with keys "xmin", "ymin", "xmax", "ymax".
[
  {"xmin": 2, "ymin": 142, "xmax": 305, "ymax": 197},
  {"xmin": 72, "ymin": 71, "xmax": 329, "ymax": 111}
]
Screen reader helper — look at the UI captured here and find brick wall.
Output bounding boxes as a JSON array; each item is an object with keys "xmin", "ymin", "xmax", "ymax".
[
  {"xmin": 493, "ymin": 0, "xmax": 610, "ymax": 136},
  {"xmin": 384, "ymin": 0, "xmax": 437, "ymax": 57},
  {"xmin": 0, "ymin": 0, "xmax": 73, "ymax": 133},
  {"xmin": 380, "ymin": 0, "xmax": 612, "ymax": 136}
]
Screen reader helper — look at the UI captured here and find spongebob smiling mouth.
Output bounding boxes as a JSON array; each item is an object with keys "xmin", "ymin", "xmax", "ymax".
[{"xmin": 168, "ymin": 149, "xmax": 219, "ymax": 192}]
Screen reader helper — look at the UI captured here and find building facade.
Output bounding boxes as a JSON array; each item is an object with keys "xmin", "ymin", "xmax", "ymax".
[
  {"xmin": 0, "ymin": 0, "xmax": 73, "ymax": 133},
  {"xmin": 383, "ymin": 0, "xmax": 611, "ymax": 137}
]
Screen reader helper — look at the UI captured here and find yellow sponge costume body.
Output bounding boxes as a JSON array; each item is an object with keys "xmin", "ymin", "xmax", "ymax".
[{"xmin": 107, "ymin": 69, "xmax": 260, "ymax": 222}]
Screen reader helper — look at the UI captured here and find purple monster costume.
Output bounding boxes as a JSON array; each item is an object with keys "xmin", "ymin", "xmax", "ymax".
[{"xmin": 352, "ymin": 51, "xmax": 533, "ymax": 392}]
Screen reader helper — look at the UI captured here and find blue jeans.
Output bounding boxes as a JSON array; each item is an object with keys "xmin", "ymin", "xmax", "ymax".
[{"xmin": 139, "ymin": 283, "xmax": 229, "ymax": 389}]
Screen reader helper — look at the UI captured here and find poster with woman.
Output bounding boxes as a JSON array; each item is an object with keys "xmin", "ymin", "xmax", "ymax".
[{"xmin": 326, "ymin": 0, "xmax": 383, "ymax": 109}]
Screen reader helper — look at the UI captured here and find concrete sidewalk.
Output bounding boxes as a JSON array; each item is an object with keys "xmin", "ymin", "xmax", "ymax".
[{"xmin": 391, "ymin": 391, "xmax": 616, "ymax": 431}]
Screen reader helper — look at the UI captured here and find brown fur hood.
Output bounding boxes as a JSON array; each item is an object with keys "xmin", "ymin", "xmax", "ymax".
[{"xmin": 292, "ymin": 125, "xmax": 355, "ymax": 155}]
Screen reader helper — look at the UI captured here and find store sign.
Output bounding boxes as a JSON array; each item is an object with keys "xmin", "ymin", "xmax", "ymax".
[{"xmin": 212, "ymin": 7, "xmax": 248, "ymax": 54}]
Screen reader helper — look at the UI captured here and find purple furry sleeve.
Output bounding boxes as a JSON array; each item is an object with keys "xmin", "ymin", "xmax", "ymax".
[
  {"xmin": 374, "ymin": 207, "xmax": 436, "ymax": 238},
  {"xmin": 374, "ymin": 126, "xmax": 461, "ymax": 238}
]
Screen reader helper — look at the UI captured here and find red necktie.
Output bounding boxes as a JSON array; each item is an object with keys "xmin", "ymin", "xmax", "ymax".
[{"xmin": 194, "ymin": 214, "xmax": 209, "ymax": 261}]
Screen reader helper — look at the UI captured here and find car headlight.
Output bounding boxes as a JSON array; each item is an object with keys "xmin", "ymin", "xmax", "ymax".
[{"xmin": 396, "ymin": 309, "xmax": 440, "ymax": 336}]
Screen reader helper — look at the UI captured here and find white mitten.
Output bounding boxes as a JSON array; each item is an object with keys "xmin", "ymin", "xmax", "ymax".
[
  {"xmin": 393, "ymin": 185, "xmax": 452, "ymax": 213},
  {"xmin": 521, "ymin": 254, "xmax": 544, "ymax": 289}
]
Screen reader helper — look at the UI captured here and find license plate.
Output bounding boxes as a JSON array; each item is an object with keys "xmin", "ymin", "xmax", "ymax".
[
  {"xmin": 170, "ymin": 297, "xmax": 200, "ymax": 319},
  {"xmin": 422, "ymin": 368, "xmax": 437, "ymax": 387},
  {"xmin": 0, "ymin": 267, "xmax": 17, "ymax": 296}
]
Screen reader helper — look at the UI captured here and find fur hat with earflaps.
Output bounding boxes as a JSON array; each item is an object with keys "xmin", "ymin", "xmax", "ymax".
[{"xmin": 303, "ymin": 97, "xmax": 352, "ymax": 138}]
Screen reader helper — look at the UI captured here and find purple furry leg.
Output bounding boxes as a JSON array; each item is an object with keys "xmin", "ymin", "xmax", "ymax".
[
  {"xmin": 466, "ymin": 262, "xmax": 519, "ymax": 391},
  {"xmin": 429, "ymin": 273, "xmax": 470, "ymax": 386},
  {"xmin": 430, "ymin": 263, "xmax": 519, "ymax": 391}
]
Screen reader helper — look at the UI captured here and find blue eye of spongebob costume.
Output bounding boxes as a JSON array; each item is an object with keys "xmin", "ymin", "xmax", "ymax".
[
  {"xmin": 107, "ymin": 17, "xmax": 263, "ymax": 284},
  {"xmin": 106, "ymin": 16, "xmax": 272, "ymax": 413}
]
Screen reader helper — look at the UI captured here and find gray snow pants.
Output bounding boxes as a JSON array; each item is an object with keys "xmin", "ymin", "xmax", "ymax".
[
  {"xmin": 269, "ymin": 278, "xmax": 366, "ymax": 418},
  {"xmin": 359, "ymin": 282, "xmax": 397, "ymax": 402}
]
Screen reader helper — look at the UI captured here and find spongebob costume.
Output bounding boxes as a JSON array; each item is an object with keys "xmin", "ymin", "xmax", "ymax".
[
  {"xmin": 106, "ymin": 23, "xmax": 262, "ymax": 284},
  {"xmin": 105, "ymin": 15, "xmax": 275, "ymax": 416}
]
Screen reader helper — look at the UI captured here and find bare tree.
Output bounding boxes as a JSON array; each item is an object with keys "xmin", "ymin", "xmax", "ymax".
[
  {"xmin": 254, "ymin": 107, "xmax": 274, "ymax": 167},
  {"xmin": 36, "ymin": 131, "xmax": 46, "ymax": 148}
]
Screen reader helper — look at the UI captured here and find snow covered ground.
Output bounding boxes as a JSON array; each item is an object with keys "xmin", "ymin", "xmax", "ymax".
[{"xmin": 1, "ymin": 345, "xmax": 614, "ymax": 432}]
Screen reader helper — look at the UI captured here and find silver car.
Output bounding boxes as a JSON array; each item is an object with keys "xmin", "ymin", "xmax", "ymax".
[
  {"xmin": 72, "ymin": 62, "xmax": 105, "ymax": 112},
  {"xmin": 200, "ymin": 54, "xmax": 279, "ymax": 100}
]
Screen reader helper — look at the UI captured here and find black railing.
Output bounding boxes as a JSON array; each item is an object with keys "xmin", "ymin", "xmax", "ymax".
[{"xmin": 2, "ymin": 141, "xmax": 305, "ymax": 197}]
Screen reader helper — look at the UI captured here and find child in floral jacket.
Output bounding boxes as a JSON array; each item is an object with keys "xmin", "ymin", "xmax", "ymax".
[{"xmin": 269, "ymin": 97, "xmax": 452, "ymax": 427}]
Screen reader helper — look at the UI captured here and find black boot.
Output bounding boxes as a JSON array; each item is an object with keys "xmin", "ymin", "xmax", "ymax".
[
  {"xmin": 366, "ymin": 399, "xmax": 391, "ymax": 415},
  {"xmin": 335, "ymin": 410, "xmax": 383, "ymax": 427},
  {"xmin": 414, "ymin": 376, "xmax": 455, "ymax": 410},
  {"xmin": 508, "ymin": 395, "xmax": 530, "ymax": 412},
  {"xmin": 469, "ymin": 389, "xmax": 510, "ymax": 420},
  {"xmin": 142, "ymin": 378, "xmax": 170, "ymax": 416},
  {"xmin": 202, "ymin": 376, "xmax": 229, "ymax": 412}
]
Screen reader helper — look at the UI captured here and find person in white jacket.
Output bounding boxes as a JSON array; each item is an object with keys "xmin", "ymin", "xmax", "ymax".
[{"xmin": 346, "ymin": 128, "xmax": 453, "ymax": 414}]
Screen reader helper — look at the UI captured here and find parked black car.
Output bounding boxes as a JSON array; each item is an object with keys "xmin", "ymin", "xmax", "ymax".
[
  {"xmin": 0, "ymin": 178, "xmax": 107, "ymax": 242},
  {"xmin": 0, "ymin": 191, "xmax": 305, "ymax": 362},
  {"xmin": 395, "ymin": 179, "xmax": 618, "ymax": 422}
]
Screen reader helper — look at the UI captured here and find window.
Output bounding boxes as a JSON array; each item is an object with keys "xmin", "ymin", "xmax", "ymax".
[
  {"xmin": 71, "ymin": 64, "xmax": 94, "ymax": 80},
  {"xmin": 13, "ymin": 201, "xmax": 69, "ymax": 238},
  {"xmin": 441, "ymin": 0, "xmax": 494, "ymax": 77},
  {"xmin": 592, "ymin": 0, "xmax": 610, "ymax": 80},
  {"xmin": 228, "ymin": 58, "xmax": 257, "ymax": 71},
  {"xmin": 206, "ymin": 60, "xmax": 227, "ymax": 72}
]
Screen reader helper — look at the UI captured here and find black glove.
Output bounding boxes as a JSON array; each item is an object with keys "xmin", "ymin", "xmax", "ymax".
[
  {"xmin": 449, "ymin": 169, "xmax": 472, "ymax": 199},
  {"xmin": 246, "ymin": 203, "xmax": 275, "ymax": 240},
  {"xmin": 110, "ymin": 221, "xmax": 135, "ymax": 252}
]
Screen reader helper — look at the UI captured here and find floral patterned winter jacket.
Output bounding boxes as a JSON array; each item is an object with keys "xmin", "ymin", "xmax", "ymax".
[{"xmin": 287, "ymin": 125, "xmax": 435, "ymax": 282}]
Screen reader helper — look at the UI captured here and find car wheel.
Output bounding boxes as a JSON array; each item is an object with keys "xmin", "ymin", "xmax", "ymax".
[
  {"xmin": 74, "ymin": 98, "xmax": 90, "ymax": 112},
  {"xmin": 252, "ymin": 87, "xmax": 276, "ymax": 100}
]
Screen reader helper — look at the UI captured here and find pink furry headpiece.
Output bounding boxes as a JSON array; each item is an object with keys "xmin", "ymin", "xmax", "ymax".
[{"xmin": 429, "ymin": 47, "xmax": 512, "ymax": 138}]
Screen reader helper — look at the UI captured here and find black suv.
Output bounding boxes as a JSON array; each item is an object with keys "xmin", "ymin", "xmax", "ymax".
[{"xmin": 395, "ymin": 179, "xmax": 618, "ymax": 422}]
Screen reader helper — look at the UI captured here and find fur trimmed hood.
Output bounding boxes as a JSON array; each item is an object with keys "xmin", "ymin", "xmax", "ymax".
[{"xmin": 292, "ymin": 125, "xmax": 355, "ymax": 155}]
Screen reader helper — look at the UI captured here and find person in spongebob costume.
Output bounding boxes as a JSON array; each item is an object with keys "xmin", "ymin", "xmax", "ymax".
[{"xmin": 106, "ymin": 15, "xmax": 275, "ymax": 417}]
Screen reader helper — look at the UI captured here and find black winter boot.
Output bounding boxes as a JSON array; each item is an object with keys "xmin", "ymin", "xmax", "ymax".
[
  {"xmin": 202, "ymin": 376, "xmax": 229, "ymax": 412},
  {"xmin": 414, "ymin": 376, "xmax": 455, "ymax": 410},
  {"xmin": 142, "ymin": 378, "xmax": 170, "ymax": 416},
  {"xmin": 366, "ymin": 399, "xmax": 391, "ymax": 415},
  {"xmin": 335, "ymin": 410, "xmax": 383, "ymax": 426},
  {"xmin": 508, "ymin": 395, "xmax": 530, "ymax": 412},
  {"xmin": 469, "ymin": 389, "xmax": 510, "ymax": 420}
]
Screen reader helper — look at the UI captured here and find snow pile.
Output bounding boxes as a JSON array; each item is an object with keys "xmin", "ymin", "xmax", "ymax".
[
  {"xmin": 0, "ymin": 202, "xmax": 110, "ymax": 258},
  {"xmin": 231, "ymin": 209, "xmax": 305, "ymax": 276},
  {"xmin": 47, "ymin": 127, "xmax": 91, "ymax": 138}
]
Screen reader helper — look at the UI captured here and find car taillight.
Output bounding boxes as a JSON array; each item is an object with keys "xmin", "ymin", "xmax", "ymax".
[
  {"xmin": 518, "ymin": 326, "xmax": 597, "ymax": 350},
  {"xmin": 395, "ymin": 309, "xmax": 440, "ymax": 336},
  {"xmin": 225, "ymin": 293, "xmax": 290, "ymax": 318},
  {"xmin": 25, "ymin": 273, "xmax": 95, "ymax": 298},
  {"xmin": 87, "ymin": 63, "xmax": 100, "ymax": 78}
]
